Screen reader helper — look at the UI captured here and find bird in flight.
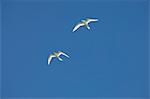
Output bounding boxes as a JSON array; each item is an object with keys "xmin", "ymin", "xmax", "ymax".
[
  {"xmin": 48, "ymin": 51, "xmax": 70, "ymax": 65},
  {"xmin": 72, "ymin": 18, "xmax": 98, "ymax": 32}
]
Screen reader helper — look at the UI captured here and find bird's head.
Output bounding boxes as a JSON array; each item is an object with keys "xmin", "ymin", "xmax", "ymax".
[
  {"xmin": 81, "ymin": 20, "xmax": 86, "ymax": 23},
  {"xmin": 81, "ymin": 20, "xmax": 87, "ymax": 25},
  {"xmin": 53, "ymin": 52, "xmax": 58, "ymax": 56}
]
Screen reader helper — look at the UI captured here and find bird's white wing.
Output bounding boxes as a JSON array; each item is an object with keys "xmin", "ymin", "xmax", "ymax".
[
  {"xmin": 48, "ymin": 54, "xmax": 56, "ymax": 65},
  {"xmin": 72, "ymin": 22, "xmax": 84, "ymax": 32},
  {"xmin": 58, "ymin": 51, "xmax": 70, "ymax": 58},
  {"xmin": 86, "ymin": 18, "xmax": 98, "ymax": 24}
]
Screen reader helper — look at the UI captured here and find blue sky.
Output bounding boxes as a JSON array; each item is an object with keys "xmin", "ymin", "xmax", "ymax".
[{"xmin": 1, "ymin": 0, "xmax": 149, "ymax": 98}]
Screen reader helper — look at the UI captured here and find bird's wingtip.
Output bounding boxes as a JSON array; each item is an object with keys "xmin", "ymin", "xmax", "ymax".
[{"xmin": 72, "ymin": 29, "xmax": 75, "ymax": 32}]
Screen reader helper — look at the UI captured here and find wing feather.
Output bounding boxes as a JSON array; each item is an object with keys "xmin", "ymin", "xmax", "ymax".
[
  {"xmin": 86, "ymin": 18, "xmax": 98, "ymax": 24},
  {"xmin": 72, "ymin": 22, "xmax": 84, "ymax": 32},
  {"xmin": 58, "ymin": 51, "xmax": 70, "ymax": 58},
  {"xmin": 48, "ymin": 54, "xmax": 56, "ymax": 65}
]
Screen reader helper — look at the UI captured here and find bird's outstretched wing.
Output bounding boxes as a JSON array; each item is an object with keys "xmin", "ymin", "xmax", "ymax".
[
  {"xmin": 58, "ymin": 51, "xmax": 70, "ymax": 58},
  {"xmin": 72, "ymin": 22, "xmax": 84, "ymax": 32},
  {"xmin": 86, "ymin": 18, "xmax": 98, "ymax": 24},
  {"xmin": 48, "ymin": 54, "xmax": 56, "ymax": 65}
]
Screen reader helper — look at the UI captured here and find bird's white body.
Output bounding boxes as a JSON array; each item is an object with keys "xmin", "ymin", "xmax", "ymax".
[
  {"xmin": 73, "ymin": 18, "xmax": 98, "ymax": 32},
  {"xmin": 48, "ymin": 51, "xmax": 70, "ymax": 65}
]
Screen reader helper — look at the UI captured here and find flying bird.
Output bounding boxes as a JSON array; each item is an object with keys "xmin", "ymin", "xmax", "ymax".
[
  {"xmin": 48, "ymin": 51, "xmax": 70, "ymax": 65},
  {"xmin": 72, "ymin": 18, "xmax": 98, "ymax": 32}
]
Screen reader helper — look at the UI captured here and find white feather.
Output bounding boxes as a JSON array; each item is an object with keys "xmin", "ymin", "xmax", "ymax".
[
  {"xmin": 48, "ymin": 54, "xmax": 56, "ymax": 65},
  {"xmin": 73, "ymin": 22, "xmax": 85, "ymax": 32},
  {"xmin": 86, "ymin": 18, "xmax": 98, "ymax": 24},
  {"xmin": 58, "ymin": 57, "xmax": 63, "ymax": 61},
  {"xmin": 58, "ymin": 51, "xmax": 70, "ymax": 58}
]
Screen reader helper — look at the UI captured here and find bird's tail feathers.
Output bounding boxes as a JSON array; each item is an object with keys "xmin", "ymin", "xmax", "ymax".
[
  {"xmin": 58, "ymin": 57, "xmax": 63, "ymax": 61},
  {"xmin": 86, "ymin": 24, "xmax": 90, "ymax": 29}
]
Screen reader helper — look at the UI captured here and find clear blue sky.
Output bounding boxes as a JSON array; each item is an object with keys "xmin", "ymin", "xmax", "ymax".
[{"xmin": 1, "ymin": 0, "xmax": 149, "ymax": 98}]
